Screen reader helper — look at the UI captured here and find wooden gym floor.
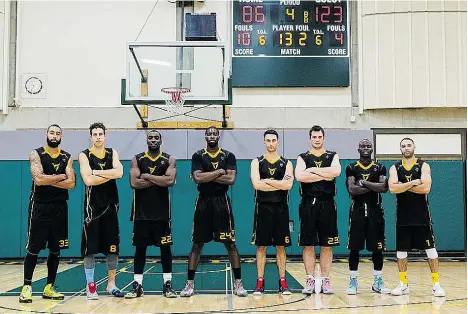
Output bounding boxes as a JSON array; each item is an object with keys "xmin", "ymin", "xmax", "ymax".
[{"xmin": 0, "ymin": 258, "xmax": 465, "ymax": 313}]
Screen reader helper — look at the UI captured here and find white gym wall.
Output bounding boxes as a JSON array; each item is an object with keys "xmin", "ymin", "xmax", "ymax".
[
  {"xmin": 375, "ymin": 133, "xmax": 463, "ymax": 156},
  {"xmin": 360, "ymin": 0, "xmax": 466, "ymax": 110},
  {"xmin": 16, "ymin": 1, "xmax": 176, "ymax": 108},
  {"xmin": 0, "ymin": 0, "xmax": 8, "ymax": 114},
  {"xmin": 0, "ymin": 0, "xmax": 464, "ymax": 129}
]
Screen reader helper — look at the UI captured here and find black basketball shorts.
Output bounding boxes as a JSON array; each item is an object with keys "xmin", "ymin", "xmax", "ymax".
[
  {"xmin": 81, "ymin": 204, "xmax": 120, "ymax": 256},
  {"xmin": 132, "ymin": 220, "xmax": 172, "ymax": 247},
  {"xmin": 251, "ymin": 202, "xmax": 291, "ymax": 247},
  {"xmin": 396, "ymin": 224, "xmax": 436, "ymax": 251},
  {"xmin": 299, "ymin": 196, "xmax": 339, "ymax": 247},
  {"xmin": 26, "ymin": 201, "xmax": 69, "ymax": 253},
  {"xmin": 192, "ymin": 194, "xmax": 236, "ymax": 244},
  {"xmin": 347, "ymin": 203, "xmax": 385, "ymax": 251}
]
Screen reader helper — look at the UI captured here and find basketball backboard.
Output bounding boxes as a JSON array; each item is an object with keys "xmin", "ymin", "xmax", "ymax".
[{"xmin": 122, "ymin": 41, "xmax": 230, "ymax": 105}]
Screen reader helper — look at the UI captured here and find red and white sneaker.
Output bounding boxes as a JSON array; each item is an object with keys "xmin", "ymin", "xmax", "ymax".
[
  {"xmin": 86, "ymin": 282, "xmax": 99, "ymax": 300},
  {"xmin": 253, "ymin": 278, "xmax": 265, "ymax": 296},
  {"xmin": 279, "ymin": 277, "xmax": 291, "ymax": 295}
]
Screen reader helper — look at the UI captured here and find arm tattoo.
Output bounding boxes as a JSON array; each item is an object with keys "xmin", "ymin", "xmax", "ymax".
[{"xmin": 30, "ymin": 150, "xmax": 44, "ymax": 180}]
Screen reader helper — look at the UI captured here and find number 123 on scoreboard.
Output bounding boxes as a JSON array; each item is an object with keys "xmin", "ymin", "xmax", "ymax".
[{"xmin": 232, "ymin": 0, "xmax": 349, "ymax": 57}]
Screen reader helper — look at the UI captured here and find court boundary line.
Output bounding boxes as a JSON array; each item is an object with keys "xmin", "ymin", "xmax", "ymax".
[
  {"xmin": 0, "ymin": 294, "xmax": 465, "ymax": 314},
  {"xmin": 88, "ymin": 265, "xmax": 155, "ymax": 313},
  {"xmin": 222, "ymin": 297, "xmax": 468, "ymax": 314},
  {"xmin": 47, "ymin": 261, "xmax": 134, "ymax": 312},
  {"xmin": 0, "ymin": 261, "xmax": 465, "ymax": 314}
]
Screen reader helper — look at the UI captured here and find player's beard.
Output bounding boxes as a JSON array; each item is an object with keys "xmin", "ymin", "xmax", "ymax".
[
  {"xmin": 47, "ymin": 138, "xmax": 61, "ymax": 148},
  {"xmin": 207, "ymin": 141, "xmax": 218, "ymax": 148},
  {"xmin": 148, "ymin": 145, "xmax": 160, "ymax": 153},
  {"xmin": 403, "ymin": 151, "xmax": 414, "ymax": 158}
]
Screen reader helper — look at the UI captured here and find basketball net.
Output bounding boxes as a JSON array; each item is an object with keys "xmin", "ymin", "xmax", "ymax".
[{"xmin": 161, "ymin": 87, "xmax": 190, "ymax": 115}]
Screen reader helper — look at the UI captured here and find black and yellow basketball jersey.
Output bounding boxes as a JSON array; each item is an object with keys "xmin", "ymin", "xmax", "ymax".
[
  {"xmin": 395, "ymin": 158, "xmax": 431, "ymax": 226},
  {"xmin": 191, "ymin": 148, "xmax": 237, "ymax": 196},
  {"xmin": 298, "ymin": 150, "xmax": 336, "ymax": 198},
  {"xmin": 131, "ymin": 151, "xmax": 171, "ymax": 222},
  {"xmin": 255, "ymin": 155, "xmax": 288, "ymax": 203},
  {"xmin": 30, "ymin": 147, "xmax": 71, "ymax": 203},
  {"xmin": 345, "ymin": 161, "xmax": 386, "ymax": 205},
  {"xmin": 83, "ymin": 148, "xmax": 119, "ymax": 213}
]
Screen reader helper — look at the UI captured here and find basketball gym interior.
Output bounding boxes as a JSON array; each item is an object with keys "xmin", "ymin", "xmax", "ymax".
[{"xmin": 0, "ymin": 1, "xmax": 466, "ymax": 313}]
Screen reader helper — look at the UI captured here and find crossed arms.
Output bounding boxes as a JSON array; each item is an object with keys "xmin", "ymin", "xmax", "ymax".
[
  {"xmin": 192, "ymin": 168, "xmax": 236, "ymax": 185},
  {"xmin": 347, "ymin": 175, "xmax": 388, "ymax": 196},
  {"xmin": 295, "ymin": 154, "xmax": 341, "ymax": 183},
  {"xmin": 78, "ymin": 149, "xmax": 123, "ymax": 186},
  {"xmin": 388, "ymin": 162, "xmax": 431, "ymax": 195},
  {"xmin": 130, "ymin": 156, "xmax": 176, "ymax": 189},
  {"xmin": 250, "ymin": 159, "xmax": 294, "ymax": 191},
  {"xmin": 190, "ymin": 152, "xmax": 237, "ymax": 185},
  {"xmin": 29, "ymin": 150, "xmax": 75, "ymax": 190}
]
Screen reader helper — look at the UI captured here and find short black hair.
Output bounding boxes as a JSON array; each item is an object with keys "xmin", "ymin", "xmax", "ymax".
[
  {"xmin": 309, "ymin": 125, "xmax": 325, "ymax": 138},
  {"xmin": 89, "ymin": 122, "xmax": 106, "ymax": 135},
  {"xmin": 359, "ymin": 138, "xmax": 372, "ymax": 145},
  {"xmin": 147, "ymin": 130, "xmax": 161, "ymax": 138},
  {"xmin": 47, "ymin": 124, "xmax": 61, "ymax": 133},
  {"xmin": 264, "ymin": 129, "xmax": 278, "ymax": 139},
  {"xmin": 400, "ymin": 137, "xmax": 414, "ymax": 146},
  {"xmin": 205, "ymin": 126, "xmax": 219, "ymax": 135}
]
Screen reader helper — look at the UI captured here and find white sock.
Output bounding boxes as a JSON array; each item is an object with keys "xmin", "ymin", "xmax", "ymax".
[
  {"xmin": 307, "ymin": 274, "xmax": 315, "ymax": 279},
  {"xmin": 134, "ymin": 274, "xmax": 143, "ymax": 285},
  {"xmin": 163, "ymin": 273, "xmax": 172, "ymax": 284},
  {"xmin": 349, "ymin": 271, "xmax": 358, "ymax": 279},
  {"xmin": 373, "ymin": 270, "xmax": 382, "ymax": 279}
]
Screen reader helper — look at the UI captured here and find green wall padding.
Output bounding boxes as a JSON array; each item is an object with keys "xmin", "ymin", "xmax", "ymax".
[
  {"xmin": 0, "ymin": 160, "xmax": 464, "ymax": 258},
  {"xmin": 0, "ymin": 162, "xmax": 22, "ymax": 258}
]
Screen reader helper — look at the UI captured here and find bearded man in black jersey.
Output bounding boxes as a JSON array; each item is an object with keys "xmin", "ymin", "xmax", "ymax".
[
  {"xmin": 78, "ymin": 122, "xmax": 125, "ymax": 300},
  {"xmin": 388, "ymin": 138, "xmax": 445, "ymax": 297},
  {"xmin": 180, "ymin": 126, "xmax": 247, "ymax": 297},
  {"xmin": 295, "ymin": 125, "xmax": 341, "ymax": 295},
  {"xmin": 250, "ymin": 129, "xmax": 294, "ymax": 295},
  {"xmin": 19, "ymin": 124, "xmax": 76, "ymax": 303},
  {"xmin": 345, "ymin": 139, "xmax": 391, "ymax": 295},
  {"xmin": 125, "ymin": 130, "xmax": 177, "ymax": 299}
]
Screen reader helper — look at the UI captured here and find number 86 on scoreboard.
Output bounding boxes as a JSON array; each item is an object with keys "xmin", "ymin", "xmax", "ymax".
[{"xmin": 232, "ymin": 0, "xmax": 349, "ymax": 57}]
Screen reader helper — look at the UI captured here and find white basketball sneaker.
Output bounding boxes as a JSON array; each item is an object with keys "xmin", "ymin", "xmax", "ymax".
[
  {"xmin": 391, "ymin": 282, "xmax": 410, "ymax": 296},
  {"xmin": 432, "ymin": 283, "xmax": 446, "ymax": 297}
]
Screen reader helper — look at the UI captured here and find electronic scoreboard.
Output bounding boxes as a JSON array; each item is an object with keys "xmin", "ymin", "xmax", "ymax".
[{"xmin": 231, "ymin": 0, "xmax": 350, "ymax": 87}]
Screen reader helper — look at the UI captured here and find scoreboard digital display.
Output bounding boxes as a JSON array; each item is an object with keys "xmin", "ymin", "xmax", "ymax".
[
  {"xmin": 231, "ymin": 0, "xmax": 350, "ymax": 87},
  {"xmin": 232, "ymin": 0, "xmax": 349, "ymax": 57}
]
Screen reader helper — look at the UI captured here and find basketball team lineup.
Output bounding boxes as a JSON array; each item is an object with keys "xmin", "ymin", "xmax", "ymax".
[{"xmin": 7, "ymin": 121, "xmax": 455, "ymax": 312}]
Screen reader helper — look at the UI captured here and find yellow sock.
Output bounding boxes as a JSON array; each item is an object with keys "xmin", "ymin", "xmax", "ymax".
[
  {"xmin": 399, "ymin": 271, "xmax": 408, "ymax": 285},
  {"xmin": 431, "ymin": 272, "xmax": 439, "ymax": 285}
]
